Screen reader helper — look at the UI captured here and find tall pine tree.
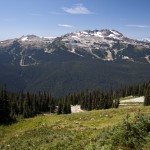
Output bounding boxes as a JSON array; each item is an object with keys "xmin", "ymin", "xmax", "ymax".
[
  {"xmin": 0, "ymin": 87, "xmax": 11, "ymax": 124},
  {"xmin": 144, "ymin": 85, "xmax": 150, "ymax": 106}
]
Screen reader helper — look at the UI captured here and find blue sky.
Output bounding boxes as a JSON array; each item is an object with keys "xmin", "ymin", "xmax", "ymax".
[{"xmin": 0, "ymin": 0, "xmax": 150, "ymax": 40}]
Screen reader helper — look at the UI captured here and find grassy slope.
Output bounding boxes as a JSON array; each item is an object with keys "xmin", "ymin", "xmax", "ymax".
[{"xmin": 0, "ymin": 106, "xmax": 150, "ymax": 150}]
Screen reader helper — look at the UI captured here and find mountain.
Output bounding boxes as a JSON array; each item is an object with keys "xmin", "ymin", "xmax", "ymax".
[
  {"xmin": 0, "ymin": 35, "xmax": 55, "ymax": 66},
  {"xmin": 0, "ymin": 29, "xmax": 150, "ymax": 65},
  {"xmin": 142, "ymin": 38, "xmax": 150, "ymax": 43},
  {"xmin": 48, "ymin": 29, "xmax": 150, "ymax": 63},
  {"xmin": 0, "ymin": 29, "xmax": 150, "ymax": 96}
]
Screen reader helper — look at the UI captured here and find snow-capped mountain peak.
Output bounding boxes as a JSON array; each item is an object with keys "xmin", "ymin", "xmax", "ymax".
[
  {"xmin": 68, "ymin": 29, "xmax": 124, "ymax": 39},
  {"xmin": 60, "ymin": 29, "xmax": 129, "ymax": 53},
  {"xmin": 47, "ymin": 29, "xmax": 150, "ymax": 63},
  {"xmin": 20, "ymin": 35, "xmax": 42, "ymax": 42},
  {"xmin": 0, "ymin": 29, "xmax": 150, "ymax": 66},
  {"xmin": 20, "ymin": 35, "xmax": 56, "ymax": 41},
  {"xmin": 21, "ymin": 36, "xmax": 28, "ymax": 41},
  {"xmin": 142, "ymin": 38, "xmax": 150, "ymax": 43},
  {"xmin": 18, "ymin": 35, "xmax": 55, "ymax": 49},
  {"xmin": 97, "ymin": 29, "xmax": 123, "ymax": 38}
]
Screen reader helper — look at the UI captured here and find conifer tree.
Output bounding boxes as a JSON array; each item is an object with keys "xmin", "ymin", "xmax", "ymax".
[
  {"xmin": 23, "ymin": 92, "xmax": 32, "ymax": 118},
  {"xmin": 144, "ymin": 85, "xmax": 150, "ymax": 106},
  {"xmin": 0, "ymin": 86, "xmax": 11, "ymax": 124},
  {"xmin": 49, "ymin": 98, "xmax": 56, "ymax": 113},
  {"xmin": 0, "ymin": 88, "xmax": 4, "ymax": 124},
  {"xmin": 23, "ymin": 100, "xmax": 30, "ymax": 118},
  {"xmin": 67, "ymin": 103, "xmax": 71, "ymax": 114},
  {"xmin": 57, "ymin": 102, "xmax": 62, "ymax": 115},
  {"xmin": 10, "ymin": 101, "xmax": 17, "ymax": 121},
  {"xmin": 62, "ymin": 103, "xmax": 68, "ymax": 114}
]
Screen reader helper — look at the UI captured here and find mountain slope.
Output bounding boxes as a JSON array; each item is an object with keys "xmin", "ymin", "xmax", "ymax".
[
  {"xmin": 47, "ymin": 29, "xmax": 150, "ymax": 63},
  {"xmin": 0, "ymin": 29, "xmax": 150, "ymax": 96},
  {"xmin": 0, "ymin": 60, "xmax": 149, "ymax": 96},
  {"xmin": 0, "ymin": 29, "xmax": 150, "ymax": 65}
]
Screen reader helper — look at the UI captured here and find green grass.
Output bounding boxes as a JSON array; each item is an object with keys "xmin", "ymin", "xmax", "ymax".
[{"xmin": 0, "ymin": 106, "xmax": 150, "ymax": 150}]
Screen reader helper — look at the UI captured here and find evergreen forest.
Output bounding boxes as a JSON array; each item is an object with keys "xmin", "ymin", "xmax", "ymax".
[{"xmin": 0, "ymin": 81, "xmax": 150, "ymax": 125}]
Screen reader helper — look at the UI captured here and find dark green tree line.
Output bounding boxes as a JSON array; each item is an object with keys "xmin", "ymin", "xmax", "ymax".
[{"xmin": 0, "ymin": 81, "xmax": 149, "ymax": 124}]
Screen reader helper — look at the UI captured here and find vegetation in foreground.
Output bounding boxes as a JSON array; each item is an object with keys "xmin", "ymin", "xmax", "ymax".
[{"xmin": 0, "ymin": 106, "xmax": 150, "ymax": 150}]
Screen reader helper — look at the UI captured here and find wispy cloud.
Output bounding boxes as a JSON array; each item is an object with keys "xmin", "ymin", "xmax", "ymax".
[
  {"xmin": 58, "ymin": 24, "xmax": 74, "ymax": 28},
  {"xmin": 126, "ymin": 24, "xmax": 149, "ymax": 28},
  {"xmin": 62, "ymin": 4, "xmax": 93, "ymax": 14}
]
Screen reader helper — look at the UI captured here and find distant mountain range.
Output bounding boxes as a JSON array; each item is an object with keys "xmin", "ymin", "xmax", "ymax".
[
  {"xmin": 0, "ymin": 29, "xmax": 150, "ymax": 96},
  {"xmin": 0, "ymin": 29, "xmax": 150, "ymax": 65},
  {"xmin": 142, "ymin": 38, "xmax": 150, "ymax": 43}
]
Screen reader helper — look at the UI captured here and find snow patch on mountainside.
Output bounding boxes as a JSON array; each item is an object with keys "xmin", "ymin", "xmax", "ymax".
[
  {"xmin": 145, "ymin": 55, "xmax": 150, "ymax": 63},
  {"xmin": 94, "ymin": 31, "xmax": 103, "ymax": 37},
  {"xmin": 21, "ymin": 37, "xmax": 28, "ymax": 41},
  {"xmin": 42, "ymin": 36, "xmax": 56, "ymax": 39},
  {"xmin": 122, "ymin": 56, "xmax": 130, "ymax": 60},
  {"xmin": 69, "ymin": 48, "xmax": 84, "ymax": 57},
  {"xmin": 106, "ymin": 50, "xmax": 113, "ymax": 60},
  {"xmin": 142, "ymin": 38, "xmax": 150, "ymax": 42}
]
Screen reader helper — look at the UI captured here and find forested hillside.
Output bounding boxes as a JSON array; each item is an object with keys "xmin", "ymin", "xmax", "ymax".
[
  {"xmin": 0, "ymin": 60, "xmax": 150, "ymax": 96},
  {"xmin": 0, "ymin": 81, "xmax": 150, "ymax": 125},
  {"xmin": 0, "ymin": 29, "xmax": 150, "ymax": 96}
]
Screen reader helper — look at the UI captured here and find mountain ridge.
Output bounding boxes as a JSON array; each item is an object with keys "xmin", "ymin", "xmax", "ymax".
[
  {"xmin": 0, "ymin": 29, "xmax": 150, "ymax": 66},
  {"xmin": 0, "ymin": 29, "xmax": 150, "ymax": 95}
]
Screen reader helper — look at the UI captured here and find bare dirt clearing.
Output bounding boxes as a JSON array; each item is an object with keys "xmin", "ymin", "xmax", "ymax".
[
  {"xmin": 71, "ymin": 105, "xmax": 85, "ymax": 113},
  {"xmin": 120, "ymin": 96, "xmax": 144, "ymax": 106}
]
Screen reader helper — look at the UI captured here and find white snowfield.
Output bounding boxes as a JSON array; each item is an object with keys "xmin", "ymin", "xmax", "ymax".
[
  {"xmin": 21, "ymin": 37, "xmax": 28, "ymax": 41},
  {"xmin": 71, "ymin": 105, "xmax": 85, "ymax": 113},
  {"xmin": 120, "ymin": 96, "xmax": 144, "ymax": 103}
]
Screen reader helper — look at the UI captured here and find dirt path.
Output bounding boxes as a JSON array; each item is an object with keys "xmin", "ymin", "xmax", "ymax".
[{"xmin": 120, "ymin": 96, "xmax": 144, "ymax": 103}]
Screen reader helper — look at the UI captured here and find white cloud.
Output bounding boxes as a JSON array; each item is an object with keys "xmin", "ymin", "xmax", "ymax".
[
  {"xmin": 62, "ymin": 4, "xmax": 93, "ymax": 14},
  {"xmin": 58, "ymin": 24, "xmax": 74, "ymax": 28},
  {"xmin": 126, "ymin": 24, "xmax": 149, "ymax": 28}
]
